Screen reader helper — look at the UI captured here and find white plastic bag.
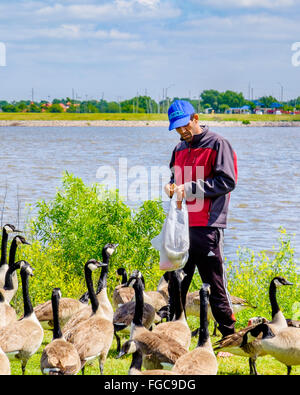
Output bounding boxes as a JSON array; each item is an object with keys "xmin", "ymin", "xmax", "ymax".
[{"xmin": 151, "ymin": 194, "xmax": 189, "ymax": 271}]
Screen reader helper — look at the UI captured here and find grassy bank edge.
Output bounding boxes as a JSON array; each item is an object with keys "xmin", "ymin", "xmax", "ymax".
[{"xmin": 1, "ymin": 112, "xmax": 300, "ymax": 122}]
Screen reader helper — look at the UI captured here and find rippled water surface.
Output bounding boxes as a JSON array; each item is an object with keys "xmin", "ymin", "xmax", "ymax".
[{"xmin": 0, "ymin": 126, "xmax": 299, "ymax": 263}]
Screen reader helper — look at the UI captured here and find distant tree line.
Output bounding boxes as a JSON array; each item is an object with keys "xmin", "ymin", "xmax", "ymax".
[{"xmin": 1, "ymin": 90, "xmax": 300, "ymax": 113}]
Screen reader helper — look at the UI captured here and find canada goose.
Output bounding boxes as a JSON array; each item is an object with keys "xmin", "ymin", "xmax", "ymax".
[
  {"xmin": 117, "ymin": 340, "xmax": 179, "ymax": 375},
  {"xmin": 245, "ymin": 322, "xmax": 300, "ymax": 375},
  {"xmin": 113, "ymin": 299, "xmax": 156, "ymax": 353},
  {"xmin": 0, "ymin": 292, "xmax": 16, "ymax": 329},
  {"xmin": 120, "ymin": 270, "xmax": 187, "ymax": 370},
  {"xmin": 66, "ymin": 259, "xmax": 114, "ymax": 375},
  {"xmin": 249, "ymin": 316, "xmax": 300, "ymax": 329},
  {"xmin": 112, "ymin": 268, "xmax": 135, "ymax": 309},
  {"xmin": 188, "ymin": 291, "xmax": 256, "ymax": 337},
  {"xmin": 40, "ymin": 288, "xmax": 81, "ymax": 375},
  {"xmin": 286, "ymin": 319, "xmax": 300, "ymax": 328},
  {"xmin": 113, "ymin": 270, "xmax": 156, "ymax": 353},
  {"xmin": 0, "ymin": 258, "xmax": 27, "ymax": 304},
  {"xmin": 213, "ymin": 276, "xmax": 293, "ymax": 375},
  {"xmin": 63, "ymin": 243, "xmax": 117, "ymax": 338},
  {"xmin": 0, "ymin": 224, "xmax": 21, "ymax": 288},
  {"xmin": 171, "ymin": 283, "xmax": 218, "ymax": 375},
  {"xmin": 0, "ymin": 260, "xmax": 28, "ymax": 328},
  {"xmin": 0, "ymin": 235, "xmax": 30, "ymax": 303},
  {"xmin": 152, "ymin": 270, "xmax": 191, "ymax": 350},
  {"xmin": 0, "ymin": 346, "xmax": 10, "ymax": 375},
  {"xmin": 0, "ymin": 261, "xmax": 44, "ymax": 375},
  {"xmin": 130, "ymin": 271, "xmax": 169, "ymax": 313},
  {"xmin": 33, "ymin": 292, "xmax": 89, "ymax": 331},
  {"xmin": 142, "ymin": 289, "xmax": 169, "ymax": 313},
  {"xmin": 155, "ymin": 272, "xmax": 170, "ymax": 304}
]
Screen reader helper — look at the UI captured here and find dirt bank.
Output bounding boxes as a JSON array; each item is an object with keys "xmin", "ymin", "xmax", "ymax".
[{"xmin": 1, "ymin": 120, "xmax": 300, "ymax": 127}]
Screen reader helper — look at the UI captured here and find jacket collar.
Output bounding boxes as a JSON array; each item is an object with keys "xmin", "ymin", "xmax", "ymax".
[{"xmin": 180, "ymin": 125, "xmax": 209, "ymax": 145}]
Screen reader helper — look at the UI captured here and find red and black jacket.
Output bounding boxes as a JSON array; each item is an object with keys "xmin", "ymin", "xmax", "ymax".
[{"xmin": 169, "ymin": 125, "xmax": 238, "ymax": 228}]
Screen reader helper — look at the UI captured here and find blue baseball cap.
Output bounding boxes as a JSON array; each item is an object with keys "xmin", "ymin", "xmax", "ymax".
[{"xmin": 168, "ymin": 100, "xmax": 196, "ymax": 131}]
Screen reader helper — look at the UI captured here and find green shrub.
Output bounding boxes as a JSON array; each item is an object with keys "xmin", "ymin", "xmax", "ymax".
[
  {"xmin": 225, "ymin": 228, "xmax": 300, "ymax": 327},
  {"xmin": 28, "ymin": 172, "xmax": 166, "ymax": 300}
]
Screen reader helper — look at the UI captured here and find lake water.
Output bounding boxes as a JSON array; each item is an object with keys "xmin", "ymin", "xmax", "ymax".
[{"xmin": 0, "ymin": 126, "xmax": 299, "ymax": 264}]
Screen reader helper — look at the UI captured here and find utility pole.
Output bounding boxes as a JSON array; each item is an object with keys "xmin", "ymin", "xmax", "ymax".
[
  {"xmin": 117, "ymin": 96, "xmax": 122, "ymax": 113},
  {"xmin": 165, "ymin": 84, "xmax": 174, "ymax": 113},
  {"xmin": 278, "ymin": 82, "xmax": 283, "ymax": 102}
]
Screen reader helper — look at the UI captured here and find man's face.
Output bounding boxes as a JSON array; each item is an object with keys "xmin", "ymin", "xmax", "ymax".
[{"xmin": 176, "ymin": 118, "xmax": 195, "ymax": 143}]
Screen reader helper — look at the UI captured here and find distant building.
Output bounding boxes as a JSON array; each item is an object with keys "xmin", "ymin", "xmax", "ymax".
[
  {"xmin": 225, "ymin": 105, "xmax": 250, "ymax": 114},
  {"xmin": 59, "ymin": 103, "xmax": 69, "ymax": 112}
]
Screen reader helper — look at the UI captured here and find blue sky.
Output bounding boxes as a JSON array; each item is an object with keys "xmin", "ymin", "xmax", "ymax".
[{"xmin": 0, "ymin": 0, "xmax": 299, "ymax": 102}]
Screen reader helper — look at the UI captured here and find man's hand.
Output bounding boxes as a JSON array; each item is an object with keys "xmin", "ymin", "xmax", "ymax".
[
  {"xmin": 174, "ymin": 184, "xmax": 185, "ymax": 210},
  {"xmin": 164, "ymin": 183, "xmax": 177, "ymax": 198},
  {"xmin": 174, "ymin": 184, "xmax": 185, "ymax": 201}
]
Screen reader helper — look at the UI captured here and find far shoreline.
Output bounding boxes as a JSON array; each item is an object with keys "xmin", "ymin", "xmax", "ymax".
[{"xmin": 1, "ymin": 120, "xmax": 300, "ymax": 127}]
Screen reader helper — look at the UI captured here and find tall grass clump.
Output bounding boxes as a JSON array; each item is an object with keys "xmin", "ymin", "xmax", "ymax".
[{"xmin": 226, "ymin": 228, "xmax": 300, "ymax": 328}]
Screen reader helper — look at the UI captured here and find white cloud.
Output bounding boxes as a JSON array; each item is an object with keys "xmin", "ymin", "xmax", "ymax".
[
  {"xmin": 184, "ymin": 13, "xmax": 300, "ymax": 42},
  {"xmin": 201, "ymin": 0, "xmax": 295, "ymax": 8},
  {"xmin": 0, "ymin": 24, "xmax": 138, "ymax": 41},
  {"xmin": 36, "ymin": 0, "xmax": 180, "ymax": 20}
]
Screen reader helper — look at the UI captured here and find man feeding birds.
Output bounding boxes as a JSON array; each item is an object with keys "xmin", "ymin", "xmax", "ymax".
[{"xmin": 165, "ymin": 100, "xmax": 238, "ymax": 337}]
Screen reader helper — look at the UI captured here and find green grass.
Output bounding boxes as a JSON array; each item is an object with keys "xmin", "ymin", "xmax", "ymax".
[
  {"xmin": 1, "ymin": 112, "xmax": 300, "ymax": 122},
  {"xmin": 9, "ymin": 316, "xmax": 300, "ymax": 376}
]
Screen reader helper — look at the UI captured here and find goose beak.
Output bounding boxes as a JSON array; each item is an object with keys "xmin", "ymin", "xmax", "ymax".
[
  {"xmin": 14, "ymin": 229, "xmax": 22, "ymax": 233},
  {"xmin": 116, "ymin": 351, "xmax": 125, "ymax": 359},
  {"xmin": 286, "ymin": 281, "xmax": 293, "ymax": 286},
  {"xmin": 24, "ymin": 240, "xmax": 31, "ymax": 245},
  {"xmin": 97, "ymin": 261, "xmax": 108, "ymax": 268},
  {"xmin": 123, "ymin": 277, "xmax": 136, "ymax": 287}
]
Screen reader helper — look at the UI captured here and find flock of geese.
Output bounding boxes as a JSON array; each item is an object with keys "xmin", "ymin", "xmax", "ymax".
[{"xmin": 0, "ymin": 223, "xmax": 300, "ymax": 375}]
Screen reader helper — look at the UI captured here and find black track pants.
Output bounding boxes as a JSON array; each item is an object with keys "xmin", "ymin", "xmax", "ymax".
[{"xmin": 181, "ymin": 226, "xmax": 236, "ymax": 337}]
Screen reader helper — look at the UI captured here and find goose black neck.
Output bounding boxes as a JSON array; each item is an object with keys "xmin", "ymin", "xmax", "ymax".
[
  {"xmin": 96, "ymin": 252, "xmax": 109, "ymax": 293},
  {"xmin": 8, "ymin": 238, "xmax": 17, "ymax": 267},
  {"xmin": 198, "ymin": 291, "xmax": 210, "ymax": 347},
  {"xmin": 269, "ymin": 280, "xmax": 280, "ymax": 319},
  {"xmin": 85, "ymin": 265, "xmax": 99, "ymax": 314},
  {"xmin": 21, "ymin": 270, "xmax": 33, "ymax": 317},
  {"xmin": 133, "ymin": 278, "xmax": 144, "ymax": 327},
  {"xmin": 121, "ymin": 270, "xmax": 128, "ymax": 285},
  {"xmin": 130, "ymin": 349, "xmax": 143, "ymax": 372},
  {"xmin": 52, "ymin": 293, "xmax": 62, "ymax": 340},
  {"xmin": 0, "ymin": 228, "xmax": 8, "ymax": 267},
  {"xmin": 250, "ymin": 323, "xmax": 275, "ymax": 340},
  {"xmin": 78, "ymin": 291, "xmax": 89, "ymax": 304},
  {"xmin": 168, "ymin": 272, "xmax": 183, "ymax": 321},
  {"xmin": 3, "ymin": 264, "xmax": 17, "ymax": 290}
]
